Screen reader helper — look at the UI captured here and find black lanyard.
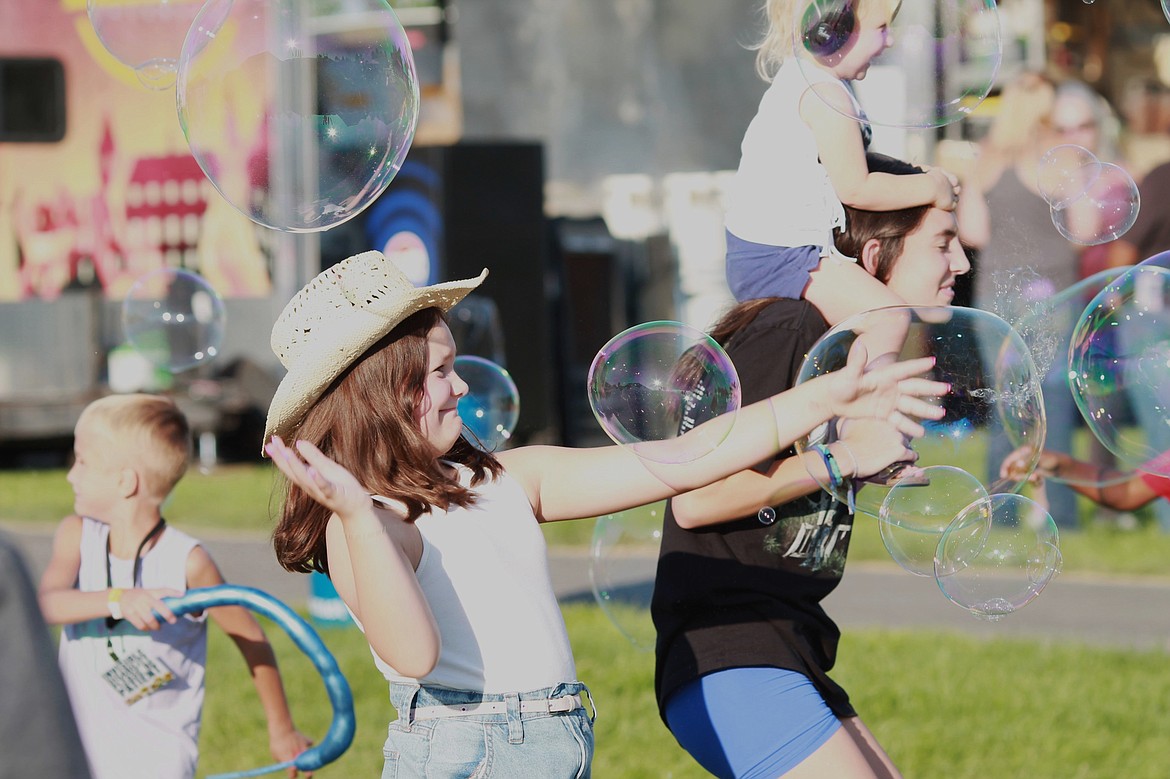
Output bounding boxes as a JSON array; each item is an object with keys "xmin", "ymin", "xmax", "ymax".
[{"xmin": 104, "ymin": 518, "xmax": 166, "ymax": 630}]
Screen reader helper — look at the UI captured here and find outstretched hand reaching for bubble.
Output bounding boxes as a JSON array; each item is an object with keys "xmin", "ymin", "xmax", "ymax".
[{"xmin": 823, "ymin": 340, "xmax": 948, "ymax": 437}]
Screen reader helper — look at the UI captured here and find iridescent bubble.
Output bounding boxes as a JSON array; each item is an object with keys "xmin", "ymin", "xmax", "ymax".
[
  {"xmin": 122, "ymin": 269, "xmax": 226, "ymax": 373},
  {"xmin": 454, "ymin": 356, "xmax": 520, "ymax": 453},
  {"xmin": 1037, "ymin": 144, "xmax": 1100, "ymax": 209},
  {"xmin": 589, "ymin": 502, "xmax": 665, "ymax": 652},
  {"xmin": 1006, "ymin": 268, "xmax": 1136, "ymax": 489},
  {"xmin": 793, "ymin": 0, "xmax": 1001, "ymax": 128},
  {"xmin": 1069, "ymin": 256, "xmax": 1170, "ymax": 477},
  {"xmin": 795, "ymin": 306, "xmax": 1045, "ymax": 516},
  {"xmin": 88, "ymin": 0, "xmax": 203, "ymax": 90},
  {"xmin": 1050, "ymin": 162, "xmax": 1140, "ymax": 246},
  {"xmin": 1164, "ymin": 0, "xmax": 1170, "ymax": 24},
  {"xmin": 878, "ymin": 465, "xmax": 989, "ymax": 576},
  {"xmin": 588, "ymin": 321, "xmax": 741, "ymax": 465},
  {"xmin": 177, "ymin": 0, "xmax": 419, "ymax": 233},
  {"xmin": 934, "ymin": 493, "xmax": 1062, "ymax": 620}
]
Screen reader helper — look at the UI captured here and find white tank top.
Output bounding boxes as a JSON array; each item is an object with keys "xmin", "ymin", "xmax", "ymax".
[
  {"xmin": 724, "ymin": 58, "xmax": 850, "ymax": 251},
  {"xmin": 57, "ymin": 517, "xmax": 207, "ymax": 779},
  {"xmin": 358, "ymin": 465, "xmax": 577, "ymax": 693}
]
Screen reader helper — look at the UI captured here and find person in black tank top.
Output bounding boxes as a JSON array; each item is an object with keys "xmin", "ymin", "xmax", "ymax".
[{"xmin": 653, "ymin": 153, "xmax": 972, "ymax": 779}]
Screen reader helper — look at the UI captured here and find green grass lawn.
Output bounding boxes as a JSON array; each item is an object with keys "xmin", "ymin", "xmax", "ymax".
[
  {"xmin": 198, "ymin": 604, "xmax": 1170, "ymax": 779},
  {"xmin": 5, "ymin": 461, "xmax": 1170, "ymax": 578},
  {"xmin": 9, "ymin": 457, "xmax": 1168, "ymax": 776}
]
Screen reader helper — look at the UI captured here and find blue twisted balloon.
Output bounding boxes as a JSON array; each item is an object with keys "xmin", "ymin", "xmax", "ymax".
[{"xmin": 161, "ymin": 585, "xmax": 355, "ymax": 778}]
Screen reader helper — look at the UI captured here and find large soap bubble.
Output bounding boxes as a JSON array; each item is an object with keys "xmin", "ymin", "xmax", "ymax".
[
  {"xmin": 795, "ymin": 306, "xmax": 1045, "ymax": 516},
  {"xmin": 1069, "ymin": 256, "xmax": 1170, "ymax": 478},
  {"xmin": 1005, "ymin": 267, "xmax": 1134, "ymax": 489},
  {"xmin": 878, "ymin": 465, "xmax": 988, "ymax": 577},
  {"xmin": 934, "ymin": 493, "xmax": 1062, "ymax": 621},
  {"xmin": 177, "ymin": 0, "xmax": 419, "ymax": 233},
  {"xmin": 589, "ymin": 502, "xmax": 665, "ymax": 652},
  {"xmin": 122, "ymin": 268, "xmax": 226, "ymax": 373},
  {"xmin": 455, "ymin": 356, "xmax": 520, "ymax": 453},
  {"xmin": 793, "ymin": 0, "xmax": 1001, "ymax": 128},
  {"xmin": 588, "ymin": 321, "xmax": 741, "ymax": 465},
  {"xmin": 88, "ymin": 0, "xmax": 204, "ymax": 90}
]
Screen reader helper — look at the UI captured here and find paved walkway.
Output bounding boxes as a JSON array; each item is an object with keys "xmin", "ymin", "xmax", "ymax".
[{"xmin": 7, "ymin": 521, "xmax": 1169, "ymax": 652}]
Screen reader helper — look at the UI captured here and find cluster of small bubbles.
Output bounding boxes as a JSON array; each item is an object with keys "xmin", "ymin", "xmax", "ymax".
[
  {"xmin": 589, "ymin": 502, "xmax": 666, "ymax": 651},
  {"xmin": 454, "ymin": 356, "xmax": 520, "ymax": 453},
  {"xmin": 588, "ymin": 321, "xmax": 741, "ymax": 465},
  {"xmin": 1037, "ymin": 145, "xmax": 1140, "ymax": 246}
]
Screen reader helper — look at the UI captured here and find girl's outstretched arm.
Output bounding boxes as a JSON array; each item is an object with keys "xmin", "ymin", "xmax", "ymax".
[
  {"xmin": 1001, "ymin": 446, "xmax": 1161, "ymax": 512},
  {"xmin": 672, "ymin": 418, "xmax": 915, "ymax": 529},
  {"xmin": 265, "ymin": 437, "xmax": 441, "ymax": 678},
  {"xmin": 502, "ymin": 343, "xmax": 946, "ymax": 523},
  {"xmin": 802, "ymin": 83, "xmax": 956, "ymax": 211}
]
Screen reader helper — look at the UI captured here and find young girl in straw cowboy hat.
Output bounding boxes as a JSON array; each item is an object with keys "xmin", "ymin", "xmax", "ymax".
[{"xmin": 262, "ymin": 250, "xmax": 947, "ymax": 777}]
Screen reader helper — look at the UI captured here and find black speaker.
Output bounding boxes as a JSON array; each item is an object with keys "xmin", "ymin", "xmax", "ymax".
[
  {"xmin": 0, "ymin": 57, "xmax": 65, "ymax": 142},
  {"xmin": 329, "ymin": 142, "xmax": 559, "ymax": 444}
]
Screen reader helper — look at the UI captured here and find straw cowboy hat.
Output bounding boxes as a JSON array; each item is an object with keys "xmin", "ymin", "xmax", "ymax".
[{"xmin": 263, "ymin": 250, "xmax": 487, "ymax": 451}]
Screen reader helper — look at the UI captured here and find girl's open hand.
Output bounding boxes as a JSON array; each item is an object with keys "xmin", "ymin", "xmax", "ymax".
[
  {"xmin": 836, "ymin": 418, "xmax": 918, "ymax": 480},
  {"xmin": 825, "ymin": 340, "xmax": 948, "ymax": 438},
  {"xmin": 265, "ymin": 436, "xmax": 372, "ymax": 521}
]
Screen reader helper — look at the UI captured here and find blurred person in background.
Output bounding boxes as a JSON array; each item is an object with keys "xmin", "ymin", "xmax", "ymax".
[{"xmin": 958, "ymin": 72, "xmax": 1083, "ymax": 530}]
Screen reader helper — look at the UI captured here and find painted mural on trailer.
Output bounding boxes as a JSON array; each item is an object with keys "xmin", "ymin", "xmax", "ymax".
[{"xmin": 0, "ymin": 0, "xmax": 272, "ymax": 303}]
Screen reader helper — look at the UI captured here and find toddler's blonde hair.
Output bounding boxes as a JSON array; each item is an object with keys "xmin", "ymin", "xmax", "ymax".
[{"xmin": 752, "ymin": 0, "xmax": 900, "ymax": 81}]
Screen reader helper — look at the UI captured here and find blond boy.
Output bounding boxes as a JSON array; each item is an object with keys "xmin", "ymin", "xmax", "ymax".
[{"xmin": 38, "ymin": 394, "xmax": 311, "ymax": 779}]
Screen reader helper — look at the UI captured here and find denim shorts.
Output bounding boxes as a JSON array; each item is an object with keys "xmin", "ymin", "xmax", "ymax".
[
  {"xmin": 725, "ymin": 231, "xmax": 822, "ymax": 303},
  {"xmin": 383, "ymin": 681, "xmax": 595, "ymax": 778}
]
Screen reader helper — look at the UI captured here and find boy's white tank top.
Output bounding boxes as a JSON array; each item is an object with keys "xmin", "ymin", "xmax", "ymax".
[
  {"xmin": 358, "ymin": 465, "xmax": 577, "ymax": 693},
  {"xmin": 58, "ymin": 517, "xmax": 207, "ymax": 779}
]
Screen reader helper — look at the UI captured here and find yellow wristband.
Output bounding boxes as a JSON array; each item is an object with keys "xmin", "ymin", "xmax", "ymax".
[{"xmin": 108, "ymin": 588, "xmax": 125, "ymax": 621}]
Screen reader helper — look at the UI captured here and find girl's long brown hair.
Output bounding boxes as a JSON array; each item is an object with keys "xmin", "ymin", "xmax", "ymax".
[{"xmin": 273, "ymin": 307, "xmax": 502, "ymax": 575}]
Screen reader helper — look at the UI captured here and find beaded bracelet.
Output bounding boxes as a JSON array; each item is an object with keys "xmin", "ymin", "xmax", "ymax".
[
  {"xmin": 812, "ymin": 443, "xmax": 856, "ymax": 515},
  {"xmin": 811, "ymin": 444, "xmax": 844, "ymax": 490}
]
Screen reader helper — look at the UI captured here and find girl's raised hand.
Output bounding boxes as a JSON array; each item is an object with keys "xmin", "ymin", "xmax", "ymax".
[
  {"xmin": 265, "ymin": 436, "xmax": 372, "ymax": 521},
  {"xmin": 926, "ymin": 167, "xmax": 961, "ymax": 211},
  {"xmin": 824, "ymin": 340, "xmax": 948, "ymax": 438}
]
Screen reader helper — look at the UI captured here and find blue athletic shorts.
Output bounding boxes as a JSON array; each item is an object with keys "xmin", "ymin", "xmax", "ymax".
[
  {"xmin": 664, "ymin": 667, "xmax": 841, "ymax": 779},
  {"xmin": 725, "ymin": 231, "xmax": 822, "ymax": 303}
]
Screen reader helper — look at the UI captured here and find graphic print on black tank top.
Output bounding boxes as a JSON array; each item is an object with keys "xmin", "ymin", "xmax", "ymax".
[{"xmin": 761, "ymin": 491, "xmax": 851, "ymax": 577}]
